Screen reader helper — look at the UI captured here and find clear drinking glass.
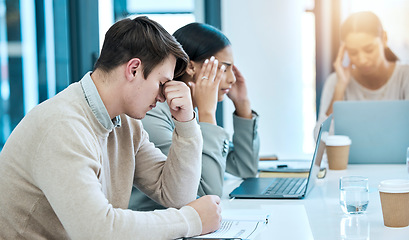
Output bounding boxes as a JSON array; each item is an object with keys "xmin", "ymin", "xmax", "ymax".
[{"xmin": 339, "ymin": 176, "xmax": 369, "ymax": 214}]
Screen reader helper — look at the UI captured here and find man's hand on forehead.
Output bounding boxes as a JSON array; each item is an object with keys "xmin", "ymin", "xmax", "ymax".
[
  {"xmin": 162, "ymin": 80, "xmax": 194, "ymax": 122},
  {"xmin": 161, "ymin": 80, "xmax": 172, "ymax": 99}
]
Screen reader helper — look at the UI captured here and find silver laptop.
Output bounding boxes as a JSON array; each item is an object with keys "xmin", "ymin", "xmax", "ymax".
[
  {"xmin": 334, "ymin": 100, "xmax": 409, "ymax": 164},
  {"xmin": 229, "ymin": 115, "xmax": 332, "ymax": 199}
]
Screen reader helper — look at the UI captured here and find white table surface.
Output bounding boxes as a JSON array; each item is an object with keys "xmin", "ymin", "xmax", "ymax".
[{"xmin": 221, "ymin": 164, "xmax": 409, "ymax": 240}]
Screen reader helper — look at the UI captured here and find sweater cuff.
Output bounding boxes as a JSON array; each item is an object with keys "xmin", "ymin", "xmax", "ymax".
[
  {"xmin": 180, "ymin": 205, "xmax": 202, "ymax": 237},
  {"xmin": 173, "ymin": 112, "xmax": 201, "ymax": 138}
]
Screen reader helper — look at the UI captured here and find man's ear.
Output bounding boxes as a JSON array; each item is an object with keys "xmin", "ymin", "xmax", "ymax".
[{"xmin": 126, "ymin": 58, "xmax": 142, "ymax": 81}]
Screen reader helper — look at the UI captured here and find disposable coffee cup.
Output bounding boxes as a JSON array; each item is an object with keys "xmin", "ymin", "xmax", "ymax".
[
  {"xmin": 378, "ymin": 179, "xmax": 409, "ymax": 227},
  {"xmin": 325, "ymin": 135, "xmax": 351, "ymax": 170}
]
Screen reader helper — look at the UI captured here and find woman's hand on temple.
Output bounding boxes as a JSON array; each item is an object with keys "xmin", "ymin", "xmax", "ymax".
[
  {"xmin": 228, "ymin": 65, "xmax": 252, "ymax": 119},
  {"xmin": 189, "ymin": 57, "xmax": 226, "ymax": 124},
  {"xmin": 333, "ymin": 43, "xmax": 352, "ymax": 94},
  {"xmin": 326, "ymin": 43, "xmax": 353, "ymax": 116}
]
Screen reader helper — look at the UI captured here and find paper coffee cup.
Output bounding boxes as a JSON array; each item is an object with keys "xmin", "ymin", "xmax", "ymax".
[
  {"xmin": 325, "ymin": 135, "xmax": 351, "ymax": 170},
  {"xmin": 378, "ymin": 179, "xmax": 409, "ymax": 227}
]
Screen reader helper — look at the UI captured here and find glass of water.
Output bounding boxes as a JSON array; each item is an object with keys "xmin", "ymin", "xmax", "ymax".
[{"xmin": 339, "ymin": 176, "xmax": 369, "ymax": 214}]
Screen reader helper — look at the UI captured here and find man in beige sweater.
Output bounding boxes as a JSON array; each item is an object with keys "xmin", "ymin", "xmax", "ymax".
[{"xmin": 0, "ymin": 17, "xmax": 221, "ymax": 239}]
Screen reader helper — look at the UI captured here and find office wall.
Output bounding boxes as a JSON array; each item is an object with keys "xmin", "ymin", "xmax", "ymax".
[{"xmin": 221, "ymin": 0, "xmax": 307, "ymax": 158}]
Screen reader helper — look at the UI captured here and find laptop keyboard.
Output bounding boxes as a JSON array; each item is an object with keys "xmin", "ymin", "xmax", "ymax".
[{"xmin": 264, "ymin": 178, "xmax": 307, "ymax": 195}]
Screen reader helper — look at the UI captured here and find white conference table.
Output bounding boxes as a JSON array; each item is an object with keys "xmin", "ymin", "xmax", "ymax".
[{"xmin": 221, "ymin": 164, "xmax": 409, "ymax": 240}]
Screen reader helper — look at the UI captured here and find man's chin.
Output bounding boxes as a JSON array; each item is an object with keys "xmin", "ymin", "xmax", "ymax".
[{"xmin": 129, "ymin": 113, "xmax": 146, "ymax": 120}]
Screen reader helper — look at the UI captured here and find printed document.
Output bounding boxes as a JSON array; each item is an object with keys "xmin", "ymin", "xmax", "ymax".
[{"xmin": 191, "ymin": 209, "xmax": 270, "ymax": 240}]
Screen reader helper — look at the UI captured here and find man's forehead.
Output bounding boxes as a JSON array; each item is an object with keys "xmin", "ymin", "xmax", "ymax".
[{"xmin": 159, "ymin": 56, "xmax": 176, "ymax": 80}]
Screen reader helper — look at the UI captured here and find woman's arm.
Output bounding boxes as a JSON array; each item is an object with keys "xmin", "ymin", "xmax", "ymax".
[
  {"xmin": 222, "ymin": 66, "xmax": 259, "ymax": 177},
  {"xmin": 225, "ymin": 112, "xmax": 260, "ymax": 178},
  {"xmin": 227, "ymin": 65, "xmax": 253, "ymax": 119},
  {"xmin": 142, "ymin": 102, "xmax": 231, "ymax": 197},
  {"xmin": 326, "ymin": 43, "xmax": 352, "ymax": 116}
]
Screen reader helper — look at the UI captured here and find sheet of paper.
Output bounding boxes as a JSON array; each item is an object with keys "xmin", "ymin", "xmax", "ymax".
[
  {"xmin": 188, "ymin": 206, "xmax": 313, "ymax": 240},
  {"xmin": 258, "ymin": 171, "xmax": 309, "ymax": 178},
  {"xmin": 221, "ymin": 209, "xmax": 270, "ymax": 222},
  {"xmin": 193, "ymin": 209, "xmax": 271, "ymax": 240},
  {"xmin": 258, "ymin": 160, "xmax": 311, "ymax": 172},
  {"xmin": 197, "ymin": 220, "xmax": 264, "ymax": 239}
]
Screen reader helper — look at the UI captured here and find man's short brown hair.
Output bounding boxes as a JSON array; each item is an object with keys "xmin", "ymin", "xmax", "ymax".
[{"xmin": 94, "ymin": 16, "xmax": 188, "ymax": 79}]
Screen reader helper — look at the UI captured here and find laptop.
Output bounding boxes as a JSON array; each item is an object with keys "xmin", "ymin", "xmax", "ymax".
[
  {"xmin": 333, "ymin": 100, "xmax": 409, "ymax": 164},
  {"xmin": 229, "ymin": 115, "xmax": 332, "ymax": 199}
]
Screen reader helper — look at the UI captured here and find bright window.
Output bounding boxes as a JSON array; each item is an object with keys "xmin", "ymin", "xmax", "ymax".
[
  {"xmin": 117, "ymin": 0, "xmax": 197, "ymax": 35},
  {"xmin": 0, "ymin": 0, "xmax": 71, "ymax": 149}
]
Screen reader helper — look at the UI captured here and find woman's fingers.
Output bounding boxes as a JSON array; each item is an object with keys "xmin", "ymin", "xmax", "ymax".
[
  {"xmin": 201, "ymin": 56, "xmax": 215, "ymax": 82},
  {"xmin": 334, "ymin": 43, "xmax": 346, "ymax": 68},
  {"xmin": 198, "ymin": 58, "xmax": 210, "ymax": 83},
  {"xmin": 198, "ymin": 56, "xmax": 223, "ymax": 84},
  {"xmin": 207, "ymin": 58, "xmax": 219, "ymax": 83},
  {"xmin": 214, "ymin": 65, "xmax": 226, "ymax": 85}
]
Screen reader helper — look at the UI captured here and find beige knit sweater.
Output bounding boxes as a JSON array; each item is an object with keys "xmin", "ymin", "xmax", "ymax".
[{"xmin": 0, "ymin": 80, "xmax": 203, "ymax": 239}]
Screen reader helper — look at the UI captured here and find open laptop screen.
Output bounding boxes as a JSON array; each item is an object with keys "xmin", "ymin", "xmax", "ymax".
[
  {"xmin": 304, "ymin": 114, "xmax": 332, "ymax": 195},
  {"xmin": 334, "ymin": 100, "xmax": 409, "ymax": 164},
  {"xmin": 229, "ymin": 115, "xmax": 332, "ymax": 199}
]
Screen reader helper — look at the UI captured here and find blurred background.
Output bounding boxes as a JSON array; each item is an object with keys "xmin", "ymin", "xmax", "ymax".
[{"xmin": 0, "ymin": 0, "xmax": 408, "ymax": 158}]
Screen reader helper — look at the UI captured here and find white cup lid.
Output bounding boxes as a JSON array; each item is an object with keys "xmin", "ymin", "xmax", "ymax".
[
  {"xmin": 378, "ymin": 179, "xmax": 409, "ymax": 193},
  {"xmin": 325, "ymin": 135, "xmax": 351, "ymax": 146}
]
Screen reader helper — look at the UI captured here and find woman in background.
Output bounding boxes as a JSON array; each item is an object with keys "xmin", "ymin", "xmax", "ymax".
[
  {"xmin": 129, "ymin": 22, "xmax": 260, "ymax": 211},
  {"xmin": 314, "ymin": 11, "xmax": 409, "ymax": 136}
]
